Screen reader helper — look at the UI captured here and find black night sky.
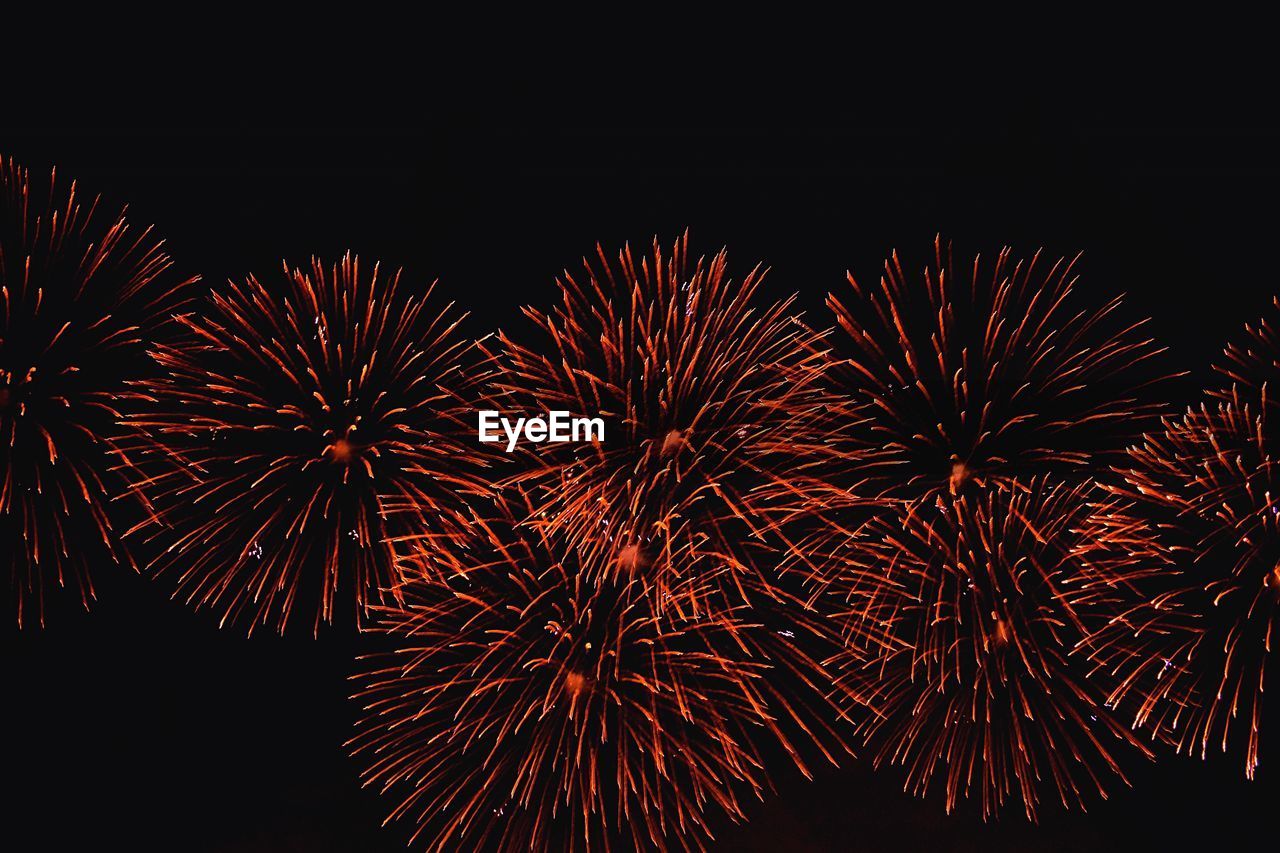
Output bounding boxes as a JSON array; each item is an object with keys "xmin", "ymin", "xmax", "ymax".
[{"xmin": 4, "ymin": 57, "xmax": 1280, "ymax": 851}]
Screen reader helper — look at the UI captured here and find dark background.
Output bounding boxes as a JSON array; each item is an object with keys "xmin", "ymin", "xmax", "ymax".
[{"xmin": 5, "ymin": 75, "xmax": 1280, "ymax": 851}]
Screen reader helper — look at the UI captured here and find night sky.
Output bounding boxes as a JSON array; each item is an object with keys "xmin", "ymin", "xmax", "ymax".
[{"xmin": 5, "ymin": 68, "xmax": 1280, "ymax": 851}]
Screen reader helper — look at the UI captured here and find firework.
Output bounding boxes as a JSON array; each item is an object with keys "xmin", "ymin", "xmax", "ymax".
[
  {"xmin": 826, "ymin": 237, "xmax": 1170, "ymax": 503},
  {"xmin": 0, "ymin": 156, "xmax": 196, "ymax": 627},
  {"xmin": 492, "ymin": 233, "xmax": 847, "ymax": 604},
  {"xmin": 1215, "ymin": 294, "xmax": 1280, "ymax": 398},
  {"xmin": 121, "ymin": 254, "xmax": 489, "ymax": 634},
  {"xmin": 351, "ymin": 493, "xmax": 859, "ymax": 852},
  {"xmin": 816, "ymin": 477, "xmax": 1153, "ymax": 820},
  {"xmin": 1085, "ymin": 389, "xmax": 1280, "ymax": 780}
]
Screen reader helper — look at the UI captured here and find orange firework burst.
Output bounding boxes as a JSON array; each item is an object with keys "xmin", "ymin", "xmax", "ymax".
[
  {"xmin": 1086, "ymin": 387, "xmax": 1280, "ymax": 780},
  {"xmin": 350, "ymin": 495, "xmax": 843, "ymax": 852},
  {"xmin": 826, "ymin": 237, "xmax": 1170, "ymax": 503},
  {"xmin": 493, "ymin": 233, "xmax": 842, "ymax": 603},
  {"xmin": 121, "ymin": 254, "xmax": 489, "ymax": 634},
  {"xmin": 816, "ymin": 477, "xmax": 1154, "ymax": 820},
  {"xmin": 0, "ymin": 156, "xmax": 196, "ymax": 627}
]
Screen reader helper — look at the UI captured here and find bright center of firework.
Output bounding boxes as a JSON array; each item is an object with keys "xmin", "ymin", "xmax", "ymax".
[
  {"xmin": 661, "ymin": 429, "xmax": 688, "ymax": 456},
  {"xmin": 949, "ymin": 460, "xmax": 970, "ymax": 494},
  {"xmin": 615, "ymin": 543, "xmax": 646, "ymax": 572},
  {"xmin": 993, "ymin": 613, "xmax": 1012, "ymax": 647},
  {"xmin": 563, "ymin": 669, "xmax": 588, "ymax": 697},
  {"xmin": 326, "ymin": 438, "xmax": 359, "ymax": 463}
]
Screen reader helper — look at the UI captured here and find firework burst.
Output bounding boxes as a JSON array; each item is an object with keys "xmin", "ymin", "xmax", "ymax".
[
  {"xmin": 1086, "ymin": 385, "xmax": 1280, "ymax": 780},
  {"xmin": 121, "ymin": 254, "xmax": 489, "ymax": 634},
  {"xmin": 1, "ymin": 156, "xmax": 196, "ymax": 627},
  {"xmin": 350, "ymin": 495, "xmax": 843, "ymax": 852},
  {"xmin": 826, "ymin": 237, "xmax": 1170, "ymax": 504},
  {"xmin": 492, "ymin": 233, "xmax": 845, "ymax": 605},
  {"xmin": 816, "ymin": 477, "xmax": 1154, "ymax": 820}
]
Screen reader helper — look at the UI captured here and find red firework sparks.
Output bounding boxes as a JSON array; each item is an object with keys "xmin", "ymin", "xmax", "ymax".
[
  {"xmin": 826, "ymin": 237, "xmax": 1171, "ymax": 503},
  {"xmin": 492, "ymin": 233, "xmax": 844, "ymax": 606},
  {"xmin": 0, "ymin": 156, "xmax": 196, "ymax": 627},
  {"xmin": 350, "ymin": 494, "xmax": 842, "ymax": 852},
  {"xmin": 1216, "ymin": 295, "xmax": 1280, "ymax": 398},
  {"xmin": 1086, "ymin": 388, "xmax": 1280, "ymax": 780},
  {"xmin": 121, "ymin": 254, "xmax": 490, "ymax": 634},
  {"xmin": 816, "ymin": 477, "xmax": 1154, "ymax": 820}
]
